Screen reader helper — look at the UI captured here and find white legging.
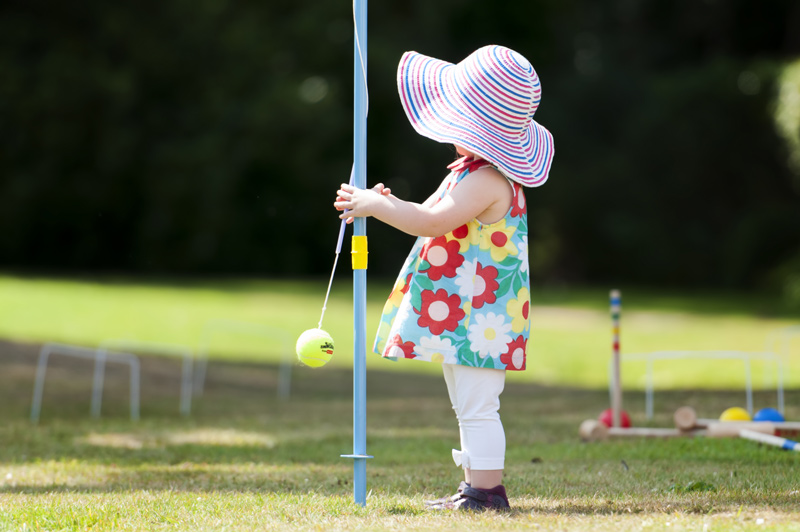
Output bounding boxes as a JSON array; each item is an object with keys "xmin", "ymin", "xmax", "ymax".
[{"xmin": 442, "ymin": 363, "xmax": 506, "ymax": 471}]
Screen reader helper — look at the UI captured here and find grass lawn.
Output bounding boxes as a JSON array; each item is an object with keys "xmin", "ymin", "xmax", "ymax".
[
  {"xmin": 2, "ymin": 341, "xmax": 800, "ymax": 531},
  {"xmin": 0, "ymin": 274, "xmax": 798, "ymax": 391},
  {"xmin": 1, "ymin": 275, "xmax": 800, "ymax": 531}
]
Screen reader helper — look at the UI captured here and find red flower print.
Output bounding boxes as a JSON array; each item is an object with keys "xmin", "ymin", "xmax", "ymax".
[
  {"xmin": 491, "ymin": 231, "xmax": 508, "ymax": 247},
  {"xmin": 452, "ymin": 224, "xmax": 469, "ymax": 240},
  {"xmin": 389, "ymin": 272, "xmax": 412, "ymax": 298},
  {"xmin": 402, "ymin": 272, "xmax": 412, "ymax": 294},
  {"xmin": 472, "ymin": 263, "xmax": 499, "ymax": 309},
  {"xmin": 500, "ymin": 335, "xmax": 526, "ymax": 370},
  {"xmin": 383, "ymin": 334, "xmax": 416, "ymax": 359},
  {"xmin": 509, "ymin": 185, "xmax": 526, "ymax": 218},
  {"xmin": 420, "ymin": 236, "xmax": 464, "ymax": 281},
  {"xmin": 416, "ymin": 289, "xmax": 465, "ymax": 335}
]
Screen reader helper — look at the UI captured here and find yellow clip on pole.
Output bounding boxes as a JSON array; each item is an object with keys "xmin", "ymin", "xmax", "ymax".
[{"xmin": 351, "ymin": 235, "xmax": 368, "ymax": 270}]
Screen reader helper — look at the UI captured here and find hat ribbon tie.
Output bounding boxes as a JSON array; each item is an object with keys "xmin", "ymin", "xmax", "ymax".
[{"xmin": 447, "ymin": 156, "xmax": 490, "ymax": 174}]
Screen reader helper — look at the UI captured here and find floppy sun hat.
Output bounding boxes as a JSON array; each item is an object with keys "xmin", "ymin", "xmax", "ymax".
[{"xmin": 398, "ymin": 45, "xmax": 554, "ymax": 187}]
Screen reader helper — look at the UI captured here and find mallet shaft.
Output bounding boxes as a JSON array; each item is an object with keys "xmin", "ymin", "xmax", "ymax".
[
  {"xmin": 610, "ymin": 290, "xmax": 622, "ymax": 428},
  {"xmin": 706, "ymin": 421, "xmax": 800, "ymax": 438},
  {"xmin": 579, "ymin": 419, "xmax": 705, "ymax": 441},
  {"xmin": 740, "ymin": 429, "xmax": 800, "ymax": 451}
]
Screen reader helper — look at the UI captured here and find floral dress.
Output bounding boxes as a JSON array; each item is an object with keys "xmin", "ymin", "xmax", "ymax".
[{"xmin": 373, "ymin": 157, "xmax": 530, "ymax": 371}]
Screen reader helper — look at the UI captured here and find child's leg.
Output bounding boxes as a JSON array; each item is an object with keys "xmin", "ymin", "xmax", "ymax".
[{"xmin": 442, "ymin": 363, "xmax": 506, "ymax": 489}]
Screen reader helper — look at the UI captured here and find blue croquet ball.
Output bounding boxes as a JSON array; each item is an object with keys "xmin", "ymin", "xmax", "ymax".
[{"xmin": 753, "ymin": 407, "xmax": 784, "ymax": 422}]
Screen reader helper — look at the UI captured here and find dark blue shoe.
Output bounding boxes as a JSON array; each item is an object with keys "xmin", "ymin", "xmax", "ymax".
[
  {"xmin": 452, "ymin": 486, "xmax": 510, "ymax": 512},
  {"xmin": 424, "ymin": 481, "xmax": 469, "ymax": 507},
  {"xmin": 427, "ymin": 484, "xmax": 510, "ymax": 511}
]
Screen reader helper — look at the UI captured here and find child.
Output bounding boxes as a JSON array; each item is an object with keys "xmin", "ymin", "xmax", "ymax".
[{"xmin": 334, "ymin": 45, "xmax": 554, "ymax": 511}]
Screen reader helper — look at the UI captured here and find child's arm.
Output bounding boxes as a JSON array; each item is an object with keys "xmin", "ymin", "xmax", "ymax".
[{"xmin": 334, "ymin": 168, "xmax": 511, "ymax": 238}]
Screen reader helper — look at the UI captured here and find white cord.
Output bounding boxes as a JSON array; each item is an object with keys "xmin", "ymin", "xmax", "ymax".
[
  {"xmin": 319, "ymin": 5, "xmax": 368, "ymax": 330},
  {"xmin": 318, "ymin": 7, "xmax": 367, "ymax": 331},
  {"xmin": 318, "ymin": 166, "xmax": 355, "ymax": 330},
  {"xmin": 318, "ymin": 252, "xmax": 340, "ymax": 330}
]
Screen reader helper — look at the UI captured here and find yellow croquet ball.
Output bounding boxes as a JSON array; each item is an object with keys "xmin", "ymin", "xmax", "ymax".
[
  {"xmin": 719, "ymin": 407, "xmax": 751, "ymax": 422},
  {"xmin": 296, "ymin": 328, "xmax": 334, "ymax": 368}
]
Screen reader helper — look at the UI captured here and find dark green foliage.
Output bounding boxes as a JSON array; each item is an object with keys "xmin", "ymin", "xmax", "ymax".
[{"xmin": 1, "ymin": 0, "xmax": 799, "ymax": 289}]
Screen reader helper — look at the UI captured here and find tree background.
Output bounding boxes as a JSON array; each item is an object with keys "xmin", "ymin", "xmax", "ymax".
[{"xmin": 1, "ymin": 0, "xmax": 799, "ymax": 302}]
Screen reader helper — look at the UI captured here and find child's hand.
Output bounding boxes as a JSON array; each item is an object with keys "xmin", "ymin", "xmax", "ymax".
[
  {"xmin": 373, "ymin": 183, "xmax": 392, "ymax": 197},
  {"xmin": 334, "ymin": 183, "xmax": 392, "ymax": 224}
]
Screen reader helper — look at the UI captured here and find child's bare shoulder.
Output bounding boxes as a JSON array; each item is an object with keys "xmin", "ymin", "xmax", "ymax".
[{"xmin": 469, "ymin": 165, "xmax": 511, "ymax": 191}]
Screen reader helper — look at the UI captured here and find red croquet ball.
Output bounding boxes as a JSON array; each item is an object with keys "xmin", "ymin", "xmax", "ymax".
[{"xmin": 599, "ymin": 408, "xmax": 631, "ymax": 428}]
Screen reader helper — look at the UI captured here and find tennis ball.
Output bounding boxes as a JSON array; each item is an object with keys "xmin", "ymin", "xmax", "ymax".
[
  {"xmin": 296, "ymin": 328, "xmax": 334, "ymax": 368},
  {"xmin": 719, "ymin": 406, "xmax": 751, "ymax": 422}
]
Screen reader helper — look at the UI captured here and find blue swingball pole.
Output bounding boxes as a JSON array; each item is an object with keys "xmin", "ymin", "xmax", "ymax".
[{"xmin": 339, "ymin": 0, "xmax": 372, "ymax": 507}]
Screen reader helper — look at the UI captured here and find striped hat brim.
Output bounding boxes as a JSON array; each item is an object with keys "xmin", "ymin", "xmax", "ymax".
[{"xmin": 397, "ymin": 49, "xmax": 554, "ymax": 187}]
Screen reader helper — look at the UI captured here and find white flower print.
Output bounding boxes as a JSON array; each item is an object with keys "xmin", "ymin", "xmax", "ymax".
[
  {"xmin": 518, "ymin": 236, "xmax": 529, "ymax": 274},
  {"xmin": 415, "ymin": 335, "xmax": 457, "ymax": 364},
  {"xmin": 454, "ymin": 258, "xmax": 478, "ymax": 298},
  {"xmin": 467, "ymin": 312, "xmax": 513, "ymax": 358},
  {"xmin": 385, "ymin": 344, "xmax": 405, "ymax": 358},
  {"xmin": 394, "ymin": 302, "xmax": 414, "ymax": 329}
]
